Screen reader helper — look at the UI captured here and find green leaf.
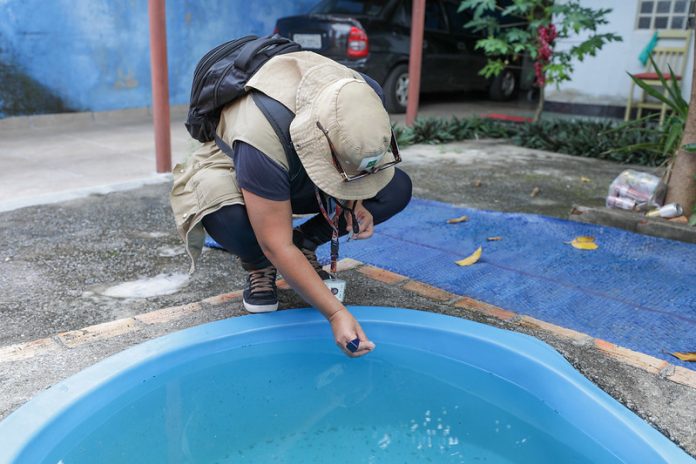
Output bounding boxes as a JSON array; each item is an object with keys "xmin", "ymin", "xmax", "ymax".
[
  {"xmin": 606, "ymin": 142, "xmax": 662, "ymax": 155},
  {"xmin": 478, "ymin": 59, "xmax": 506, "ymax": 78},
  {"xmin": 662, "ymin": 121, "xmax": 683, "ymax": 157},
  {"xmin": 501, "ymin": 0, "xmax": 530, "ymax": 18},
  {"xmin": 689, "ymin": 213, "xmax": 696, "ymax": 227},
  {"xmin": 666, "ymin": 64, "xmax": 689, "ymax": 117},
  {"xmin": 628, "ymin": 72, "xmax": 679, "ymax": 111},
  {"xmin": 512, "ymin": 43, "xmax": 528, "ymax": 54},
  {"xmin": 459, "ymin": 0, "xmax": 496, "ymax": 17},
  {"xmin": 682, "ymin": 143, "xmax": 696, "ymax": 152},
  {"xmin": 464, "ymin": 16, "xmax": 498, "ymax": 33},
  {"xmin": 648, "ymin": 56, "xmax": 688, "ymax": 118},
  {"xmin": 504, "ymin": 28, "xmax": 531, "ymax": 44},
  {"xmin": 569, "ymin": 33, "xmax": 621, "ymax": 62},
  {"xmin": 475, "ymin": 37, "xmax": 511, "ymax": 55},
  {"xmin": 652, "ymin": 68, "xmax": 686, "ymax": 120}
]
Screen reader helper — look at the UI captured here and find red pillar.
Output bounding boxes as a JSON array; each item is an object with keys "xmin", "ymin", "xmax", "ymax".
[
  {"xmin": 148, "ymin": 0, "xmax": 172, "ymax": 173},
  {"xmin": 406, "ymin": 0, "xmax": 425, "ymax": 126}
]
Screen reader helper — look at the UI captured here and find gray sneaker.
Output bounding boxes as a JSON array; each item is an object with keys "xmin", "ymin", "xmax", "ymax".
[{"xmin": 242, "ymin": 265, "xmax": 278, "ymax": 313}]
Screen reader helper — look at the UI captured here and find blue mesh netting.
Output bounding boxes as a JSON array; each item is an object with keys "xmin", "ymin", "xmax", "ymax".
[{"xmin": 314, "ymin": 198, "xmax": 696, "ymax": 370}]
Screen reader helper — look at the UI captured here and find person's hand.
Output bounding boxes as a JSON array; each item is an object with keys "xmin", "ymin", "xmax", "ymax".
[
  {"xmin": 328, "ymin": 308, "xmax": 376, "ymax": 357},
  {"xmin": 345, "ymin": 201, "xmax": 374, "ymax": 240}
]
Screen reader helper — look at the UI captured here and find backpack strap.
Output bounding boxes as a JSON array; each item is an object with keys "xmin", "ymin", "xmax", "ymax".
[
  {"xmin": 213, "ymin": 92, "xmax": 303, "ymax": 184},
  {"xmin": 236, "ymin": 36, "xmax": 298, "ymax": 72},
  {"xmin": 213, "ymin": 133, "xmax": 235, "ymax": 159},
  {"xmin": 250, "ymin": 91, "xmax": 303, "ymax": 183}
]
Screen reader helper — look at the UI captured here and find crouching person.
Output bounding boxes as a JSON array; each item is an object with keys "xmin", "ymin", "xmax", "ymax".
[{"xmin": 171, "ymin": 50, "xmax": 411, "ymax": 357}]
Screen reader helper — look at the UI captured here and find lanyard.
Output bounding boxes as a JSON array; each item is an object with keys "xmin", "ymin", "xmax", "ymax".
[
  {"xmin": 314, "ymin": 188, "xmax": 361, "ymax": 275},
  {"xmin": 315, "ymin": 188, "xmax": 342, "ymax": 274}
]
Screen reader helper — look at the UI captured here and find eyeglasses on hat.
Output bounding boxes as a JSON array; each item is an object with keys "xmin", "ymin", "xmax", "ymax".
[{"xmin": 316, "ymin": 121, "xmax": 401, "ymax": 182}]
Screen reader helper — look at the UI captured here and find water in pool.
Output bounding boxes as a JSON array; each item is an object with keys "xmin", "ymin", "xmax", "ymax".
[{"xmin": 47, "ymin": 340, "xmax": 620, "ymax": 463}]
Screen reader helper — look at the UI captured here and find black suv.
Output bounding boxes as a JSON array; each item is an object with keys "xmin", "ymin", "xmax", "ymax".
[{"xmin": 275, "ymin": 0, "xmax": 520, "ymax": 113}]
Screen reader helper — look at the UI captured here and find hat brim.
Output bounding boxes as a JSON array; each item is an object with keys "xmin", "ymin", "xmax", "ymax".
[{"xmin": 290, "ymin": 64, "xmax": 395, "ymax": 200}]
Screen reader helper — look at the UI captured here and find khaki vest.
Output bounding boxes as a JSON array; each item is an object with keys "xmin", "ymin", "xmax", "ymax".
[{"xmin": 170, "ymin": 51, "xmax": 347, "ymax": 271}]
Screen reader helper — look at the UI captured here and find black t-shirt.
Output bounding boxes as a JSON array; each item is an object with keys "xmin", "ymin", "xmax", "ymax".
[{"xmin": 233, "ymin": 73, "xmax": 385, "ymax": 203}]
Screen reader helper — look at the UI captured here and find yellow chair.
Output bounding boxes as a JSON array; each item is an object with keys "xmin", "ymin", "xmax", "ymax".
[{"xmin": 625, "ymin": 30, "xmax": 692, "ymax": 126}]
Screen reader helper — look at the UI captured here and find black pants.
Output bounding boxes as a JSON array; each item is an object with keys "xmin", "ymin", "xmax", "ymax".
[{"xmin": 202, "ymin": 168, "xmax": 412, "ymax": 269}]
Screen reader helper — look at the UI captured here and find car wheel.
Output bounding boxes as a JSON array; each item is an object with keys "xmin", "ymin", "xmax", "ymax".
[
  {"xmin": 489, "ymin": 69, "xmax": 518, "ymax": 101},
  {"xmin": 384, "ymin": 64, "xmax": 409, "ymax": 114}
]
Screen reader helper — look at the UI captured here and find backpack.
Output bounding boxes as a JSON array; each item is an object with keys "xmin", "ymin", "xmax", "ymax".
[
  {"xmin": 184, "ymin": 34, "xmax": 301, "ymax": 143},
  {"xmin": 184, "ymin": 34, "xmax": 304, "ymax": 184}
]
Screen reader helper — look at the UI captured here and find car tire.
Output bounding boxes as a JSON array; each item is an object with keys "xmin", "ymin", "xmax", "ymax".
[
  {"xmin": 383, "ymin": 64, "xmax": 409, "ymax": 114},
  {"xmin": 489, "ymin": 69, "xmax": 518, "ymax": 101}
]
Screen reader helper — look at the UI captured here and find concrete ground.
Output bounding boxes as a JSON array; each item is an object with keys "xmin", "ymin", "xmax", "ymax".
[{"xmin": 0, "ymin": 97, "xmax": 694, "ymax": 458}]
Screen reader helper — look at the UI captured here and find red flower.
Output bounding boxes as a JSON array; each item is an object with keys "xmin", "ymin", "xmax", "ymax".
[{"xmin": 535, "ymin": 24, "xmax": 556, "ymax": 87}]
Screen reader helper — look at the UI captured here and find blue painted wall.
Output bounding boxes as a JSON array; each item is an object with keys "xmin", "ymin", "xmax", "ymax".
[{"xmin": 0, "ymin": 0, "xmax": 316, "ymax": 118}]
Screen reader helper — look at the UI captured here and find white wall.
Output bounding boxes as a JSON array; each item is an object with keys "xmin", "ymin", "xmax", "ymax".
[{"xmin": 546, "ymin": 0, "xmax": 694, "ymax": 107}]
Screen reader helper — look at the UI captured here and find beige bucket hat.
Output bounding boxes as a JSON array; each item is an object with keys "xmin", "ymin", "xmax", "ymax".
[{"xmin": 289, "ymin": 63, "xmax": 395, "ymax": 200}]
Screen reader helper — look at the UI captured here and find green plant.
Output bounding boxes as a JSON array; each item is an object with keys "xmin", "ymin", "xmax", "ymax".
[
  {"xmin": 512, "ymin": 118, "xmax": 666, "ymax": 165},
  {"xmin": 393, "ymin": 116, "xmax": 669, "ymax": 167},
  {"xmin": 393, "ymin": 117, "xmax": 517, "ymax": 147},
  {"xmin": 410, "ymin": 118, "xmax": 459, "ymax": 144},
  {"xmin": 392, "ymin": 123, "xmax": 414, "ymax": 147},
  {"xmin": 606, "ymin": 57, "xmax": 690, "ymax": 167},
  {"xmin": 460, "ymin": 0, "xmax": 621, "ymax": 121}
]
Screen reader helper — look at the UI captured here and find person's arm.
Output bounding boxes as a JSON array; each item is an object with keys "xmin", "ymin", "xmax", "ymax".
[{"xmin": 242, "ymin": 188, "xmax": 376, "ymax": 357}]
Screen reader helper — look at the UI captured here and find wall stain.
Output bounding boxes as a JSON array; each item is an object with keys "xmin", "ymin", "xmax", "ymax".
[
  {"xmin": 0, "ymin": 1, "xmax": 317, "ymax": 118},
  {"xmin": 0, "ymin": 61, "xmax": 76, "ymax": 117},
  {"xmin": 114, "ymin": 68, "xmax": 139, "ymax": 89}
]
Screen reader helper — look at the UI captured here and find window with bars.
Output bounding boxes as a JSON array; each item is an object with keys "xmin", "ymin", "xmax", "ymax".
[{"xmin": 636, "ymin": 0, "xmax": 693, "ymax": 29}]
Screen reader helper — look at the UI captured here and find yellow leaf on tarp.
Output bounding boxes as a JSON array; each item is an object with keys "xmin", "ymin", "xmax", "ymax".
[
  {"xmin": 570, "ymin": 236, "xmax": 598, "ymax": 250},
  {"xmin": 456, "ymin": 247, "xmax": 482, "ymax": 266},
  {"xmin": 447, "ymin": 215, "xmax": 469, "ymax": 224},
  {"xmin": 487, "ymin": 236, "xmax": 502, "ymax": 241},
  {"xmin": 671, "ymin": 352, "xmax": 696, "ymax": 362}
]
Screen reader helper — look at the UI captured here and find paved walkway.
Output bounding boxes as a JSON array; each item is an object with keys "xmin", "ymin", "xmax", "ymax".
[
  {"xmin": 0, "ymin": 96, "xmax": 535, "ymax": 212},
  {"xmin": 0, "ymin": 106, "xmax": 190, "ymax": 212}
]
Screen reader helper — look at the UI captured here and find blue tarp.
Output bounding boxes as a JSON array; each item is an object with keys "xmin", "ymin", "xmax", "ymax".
[
  {"xmin": 321, "ymin": 198, "xmax": 696, "ymax": 370},
  {"xmin": 207, "ymin": 198, "xmax": 696, "ymax": 369}
]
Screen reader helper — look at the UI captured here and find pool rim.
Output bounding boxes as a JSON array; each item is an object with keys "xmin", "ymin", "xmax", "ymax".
[{"xmin": 0, "ymin": 306, "xmax": 693, "ymax": 463}]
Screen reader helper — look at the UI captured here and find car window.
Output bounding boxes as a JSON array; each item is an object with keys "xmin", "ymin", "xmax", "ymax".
[
  {"xmin": 425, "ymin": 1, "xmax": 447, "ymax": 31},
  {"xmin": 392, "ymin": 0, "xmax": 448, "ymax": 31},
  {"xmin": 443, "ymin": 0, "xmax": 472, "ymax": 34},
  {"xmin": 310, "ymin": 0, "xmax": 389, "ymax": 16},
  {"xmin": 391, "ymin": 0, "xmax": 410, "ymax": 27}
]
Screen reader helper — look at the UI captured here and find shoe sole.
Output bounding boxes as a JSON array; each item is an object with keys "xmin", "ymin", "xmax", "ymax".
[{"xmin": 243, "ymin": 299, "xmax": 279, "ymax": 313}]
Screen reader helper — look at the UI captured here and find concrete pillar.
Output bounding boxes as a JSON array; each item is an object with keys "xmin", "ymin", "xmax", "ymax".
[
  {"xmin": 406, "ymin": 0, "xmax": 425, "ymax": 126},
  {"xmin": 148, "ymin": 0, "xmax": 171, "ymax": 173}
]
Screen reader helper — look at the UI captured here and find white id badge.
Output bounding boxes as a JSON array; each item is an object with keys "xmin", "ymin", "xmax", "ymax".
[{"xmin": 324, "ymin": 278, "xmax": 346, "ymax": 302}]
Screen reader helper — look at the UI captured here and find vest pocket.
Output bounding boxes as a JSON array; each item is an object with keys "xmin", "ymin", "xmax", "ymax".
[{"xmin": 194, "ymin": 170, "xmax": 241, "ymax": 211}]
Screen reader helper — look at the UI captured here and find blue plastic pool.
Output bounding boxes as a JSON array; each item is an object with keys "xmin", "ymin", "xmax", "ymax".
[{"xmin": 0, "ymin": 307, "xmax": 693, "ymax": 463}]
